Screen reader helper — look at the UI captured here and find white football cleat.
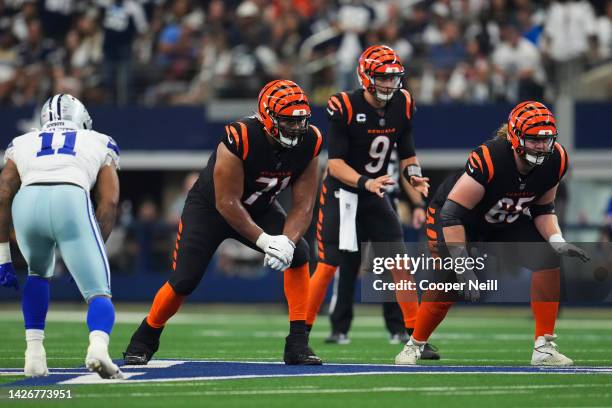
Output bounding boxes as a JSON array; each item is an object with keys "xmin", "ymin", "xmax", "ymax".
[
  {"xmin": 531, "ymin": 334, "xmax": 574, "ymax": 366},
  {"xmin": 24, "ymin": 344, "xmax": 49, "ymax": 377},
  {"xmin": 85, "ymin": 331, "xmax": 124, "ymax": 379},
  {"xmin": 394, "ymin": 336, "xmax": 424, "ymax": 365}
]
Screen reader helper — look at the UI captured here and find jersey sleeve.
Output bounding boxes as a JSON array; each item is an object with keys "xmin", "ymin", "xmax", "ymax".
[
  {"xmin": 464, "ymin": 144, "xmax": 494, "ymax": 186},
  {"xmin": 309, "ymin": 124, "xmax": 323, "ymax": 158},
  {"xmin": 4, "ymin": 139, "xmax": 15, "ymax": 165},
  {"xmin": 327, "ymin": 93, "xmax": 350, "ymax": 160},
  {"xmin": 103, "ymin": 135, "xmax": 121, "ymax": 169},
  {"xmin": 553, "ymin": 142, "xmax": 569, "ymax": 182},
  {"xmin": 396, "ymin": 89, "xmax": 417, "ymax": 159},
  {"xmin": 221, "ymin": 121, "xmax": 249, "ymax": 161}
]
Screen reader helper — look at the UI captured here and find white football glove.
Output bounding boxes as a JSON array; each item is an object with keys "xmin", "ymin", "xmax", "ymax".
[
  {"xmin": 264, "ymin": 254, "xmax": 290, "ymax": 271},
  {"xmin": 256, "ymin": 233, "xmax": 295, "ymax": 266}
]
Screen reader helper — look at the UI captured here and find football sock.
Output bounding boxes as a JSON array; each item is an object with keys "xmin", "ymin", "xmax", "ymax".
[
  {"xmin": 285, "ymin": 263, "xmax": 310, "ymax": 321},
  {"xmin": 22, "ymin": 276, "xmax": 49, "ymax": 330},
  {"xmin": 412, "ymin": 301, "xmax": 453, "ymax": 342},
  {"xmin": 146, "ymin": 282, "xmax": 185, "ymax": 329},
  {"xmin": 397, "ymin": 301, "xmax": 419, "ymax": 330},
  {"xmin": 531, "ymin": 268, "xmax": 560, "ymax": 338},
  {"xmin": 305, "ymin": 262, "xmax": 337, "ymax": 326},
  {"xmin": 289, "ymin": 320, "xmax": 307, "ymax": 336},
  {"xmin": 87, "ymin": 297, "xmax": 115, "ymax": 335}
]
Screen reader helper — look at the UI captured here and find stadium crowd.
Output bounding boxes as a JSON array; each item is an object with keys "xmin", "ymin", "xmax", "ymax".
[{"xmin": 0, "ymin": 0, "xmax": 611, "ymax": 106}]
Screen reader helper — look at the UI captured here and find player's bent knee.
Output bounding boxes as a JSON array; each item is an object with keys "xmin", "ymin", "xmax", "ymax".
[
  {"xmin": 290, "ymin": 238, "xmax": 310, "ymax": 268},
  {"xmin": 84, "ymin": 289, "xmax": 112, "ymax": 303},
  {"xmin": 167, "ymin": 276, "xmax": 198, "ymax": 296}
]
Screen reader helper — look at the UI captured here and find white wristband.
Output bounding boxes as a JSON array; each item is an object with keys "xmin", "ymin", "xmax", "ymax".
[
  {"xmin": 256, "ymin": 232, "xmax": 271, "ymax": 250},
  {"xmin": 548, "ymin": 233, "xmax": 565, "ymax": 243},
  {"xmin": 0, "ymin": 242, "xmax": 11, "ymax": 264}
]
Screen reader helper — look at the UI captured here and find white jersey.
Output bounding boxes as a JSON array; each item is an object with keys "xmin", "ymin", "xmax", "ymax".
[{"xmin": 4, "ymin": 120, "xmax": 120, "ymax": 192}]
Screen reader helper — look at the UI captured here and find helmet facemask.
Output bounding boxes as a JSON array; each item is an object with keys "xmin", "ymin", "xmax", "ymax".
[
  {"xmin": 271, "ymin": 112, "xmax": 310, "ymax": 148},
  {"xmin": 369, "ymin": 73, "xmax": 404, "ymax": 102},
  {"xmin": 516, "ymin": 131, "xmax": 556, "ymax": 166}
]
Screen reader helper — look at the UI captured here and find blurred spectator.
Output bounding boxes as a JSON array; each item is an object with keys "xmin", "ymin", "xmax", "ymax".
[
  {"xmin": 216, "ymin": 1, "xmax": 280, "ymax": 98},
  {"xmin": 126, "ymin": 198, "xmax": 174, "ymax": 273},
  {"xmin": 99, "ymin": 0, "xmax": 149, "ymax": 104},
  {"xmin": 541, "ymin": 0, "xmax": 598, "ymax": 96},
  {"xmin": 16, "ymin": 19, "xmax": 54, "ymax": 105},
  {"xmin": 0, "ymin": 29, "xmax": 18, "ymax": 103},
  {"xmin": 492, "ymin": 21, "xmax": 546, "ymax": 101},
  {"xmin": 39, "ymin": 0, "xmax": 77, "ymax": 42},
  {"xmin": 166, "ymin": 171, "xmax": 199, "ymax": 225},
  {"xmin": 596, "ymin": 0, "xmax": 612, "ymax": 61},
  {"xmin": 447, "ymin": 38, "xmax": 491, "ymax": 102},
  {"xmin": 0, "ymin": 0, "xmax": 611, "ymax": 105},
  {"xmin": 605, "ymin": 194, "xmax": 612, "ymax": 241},
  {"xmin": 335, "ymin": 0, "xmax": 375, "ymax": 91}
]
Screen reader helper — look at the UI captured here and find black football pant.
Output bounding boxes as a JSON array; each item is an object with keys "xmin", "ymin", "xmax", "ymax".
[{"xmin": 168, "ymin": 195, "xmax": 310, "ymax": 296}]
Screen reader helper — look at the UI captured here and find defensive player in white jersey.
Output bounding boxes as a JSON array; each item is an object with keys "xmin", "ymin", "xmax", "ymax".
[{"xmin": 0, "ymin": 94, "xmax": 122, "ymax": 379}]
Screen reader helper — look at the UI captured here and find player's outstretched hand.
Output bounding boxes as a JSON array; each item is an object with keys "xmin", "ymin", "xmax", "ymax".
[
  {"xmin": 455, "ymin": 268, "xmax": 480, "ymax": 302},
  {"xmin": 366, "ymin": 175, "xmax": 396, "ymax": 197},
  {"xmin": 257, "ymin": 233, "xmax": 296, "ymax": 266},
  {"xmin": 410, "ymin": 176, "xmax": 430, "ymax": 198},
  {"xmin": 0, "ymin": 262, "xmax": 18, "ymax": 291},
  {"xmin": 550, "ymin": 242, "xmax": 590, "ymax": 263}
]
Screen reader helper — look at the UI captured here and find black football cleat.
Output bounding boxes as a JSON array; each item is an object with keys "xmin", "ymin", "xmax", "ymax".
[
  {"xmin": 284, "ymin": 334, "xmax": 323, "ymax": 365},
  {"xmin": 420, "ymin": 342, "xmax": 441, "ymax": 360},
  {"xmin": 123, "ymin": 318, "xmax": 163, "ymax": 365}
]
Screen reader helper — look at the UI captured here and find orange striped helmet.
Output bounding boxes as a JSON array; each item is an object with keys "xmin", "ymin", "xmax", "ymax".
[
  {"xmin": 507, "ymin": 101, "xmax": 557, "ymax": 166},
  {"xmin": 357, "ymin": 45, "xmax": 405, "ymax": 102},
  {"xmin": 257, "ymin": 79, "xmax": 311, "ymax": 148}
]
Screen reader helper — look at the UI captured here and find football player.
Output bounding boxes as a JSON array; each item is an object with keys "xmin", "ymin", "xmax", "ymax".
[
  {"xmin": 305, "ymin": 45, "xmax": 438, "ymax": 358},
  {"xmin": 124, "ymin": 80, "xmax": 323, "ymax": 365},
  {"xmin": 324, "ymin": 149, "xmax": 428, "ymax": 345},
  {"xmin": 395, "ymin": 101, "xmax": 589, "ymax": 366},
  {"xmin": 0, "ymin": 94, "xmax": 122, "ymax": 378}
]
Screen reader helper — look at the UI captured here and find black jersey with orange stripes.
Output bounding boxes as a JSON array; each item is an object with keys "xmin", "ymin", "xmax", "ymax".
[
  {"xmin": 326, "ymin": 89, "xmax": 416, "ymax": 192},
  {"xmin": 431, "ymin": 136, "xmax": 569, "ymax": 232},
  {"xmin": 193, "ymin": 116, "xmax": 323, "ymax": 213}
]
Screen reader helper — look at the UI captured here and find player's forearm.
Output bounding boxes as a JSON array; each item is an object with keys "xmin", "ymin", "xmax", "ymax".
[
  {"xmin": 283, "ymin": 205, "xmax": 313, "ymax": 244},
  {"xmin": 328, "ymin": 159, "xmax": 363, "ymax": 188},
  {"xmin": 534, "ymin": 214, "xmax": 562, "ymax": 241},
  {"xmin": 95, "ymin": 202, "xmax": 117, "ymax": 242},
  {"xmin": 0, "ymin": 205, "xmax": 11, "ymax": 243},
  {"xmin": 442, "ymin": 225, "xmax": 467, "ymax": 244},
  {"xmin": 216, "ymin": 198, "xmax": 263, "ymax": 244}
]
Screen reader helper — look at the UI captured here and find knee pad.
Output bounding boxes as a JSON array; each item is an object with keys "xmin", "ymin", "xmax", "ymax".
[
  {"xmin": 291, "ymin": 238, "xmax": 310, "ymax": 268},
  {"xmin": 168, "ymin": 275, "xmax": 199, "ymax": 296}
]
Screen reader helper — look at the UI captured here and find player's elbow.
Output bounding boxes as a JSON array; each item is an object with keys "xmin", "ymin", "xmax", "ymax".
[
  {"xmin": 440, "ymin": 199, "xmax": 469, "ymax": 228},
  {"xmin": 215, "ymin": 196, "xmax": 236, "ymax": 216}
]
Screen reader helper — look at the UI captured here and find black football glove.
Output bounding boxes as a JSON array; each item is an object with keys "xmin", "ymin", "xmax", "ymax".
[
  {"xmin": 455, "ymin": 268, "xmax": 480, "ymax": 302},
  {"xmin": 550, "ymin": 242, "xmax": 590, "ymax": 263}
]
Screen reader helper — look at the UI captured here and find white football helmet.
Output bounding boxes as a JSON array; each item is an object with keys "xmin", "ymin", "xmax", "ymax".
[{"xmin": 40, "ymin": 94, "xmax": 92, "ymax": 130}]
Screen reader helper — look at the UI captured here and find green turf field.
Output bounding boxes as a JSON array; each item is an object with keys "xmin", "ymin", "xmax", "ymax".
[{"xmin": 1, "ymin": 304, "xmax": 611, "ymax": 407}]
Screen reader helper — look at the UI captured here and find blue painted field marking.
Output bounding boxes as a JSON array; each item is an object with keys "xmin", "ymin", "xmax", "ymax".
[{"xmin": 3, "ymin": 360, "xmax": 612, "ymax": 386}]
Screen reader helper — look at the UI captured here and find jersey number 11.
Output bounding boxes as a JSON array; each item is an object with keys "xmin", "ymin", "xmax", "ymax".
[{"xmin": 36, "ymin": 131, "xmax": 77, "ymax": 157}]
